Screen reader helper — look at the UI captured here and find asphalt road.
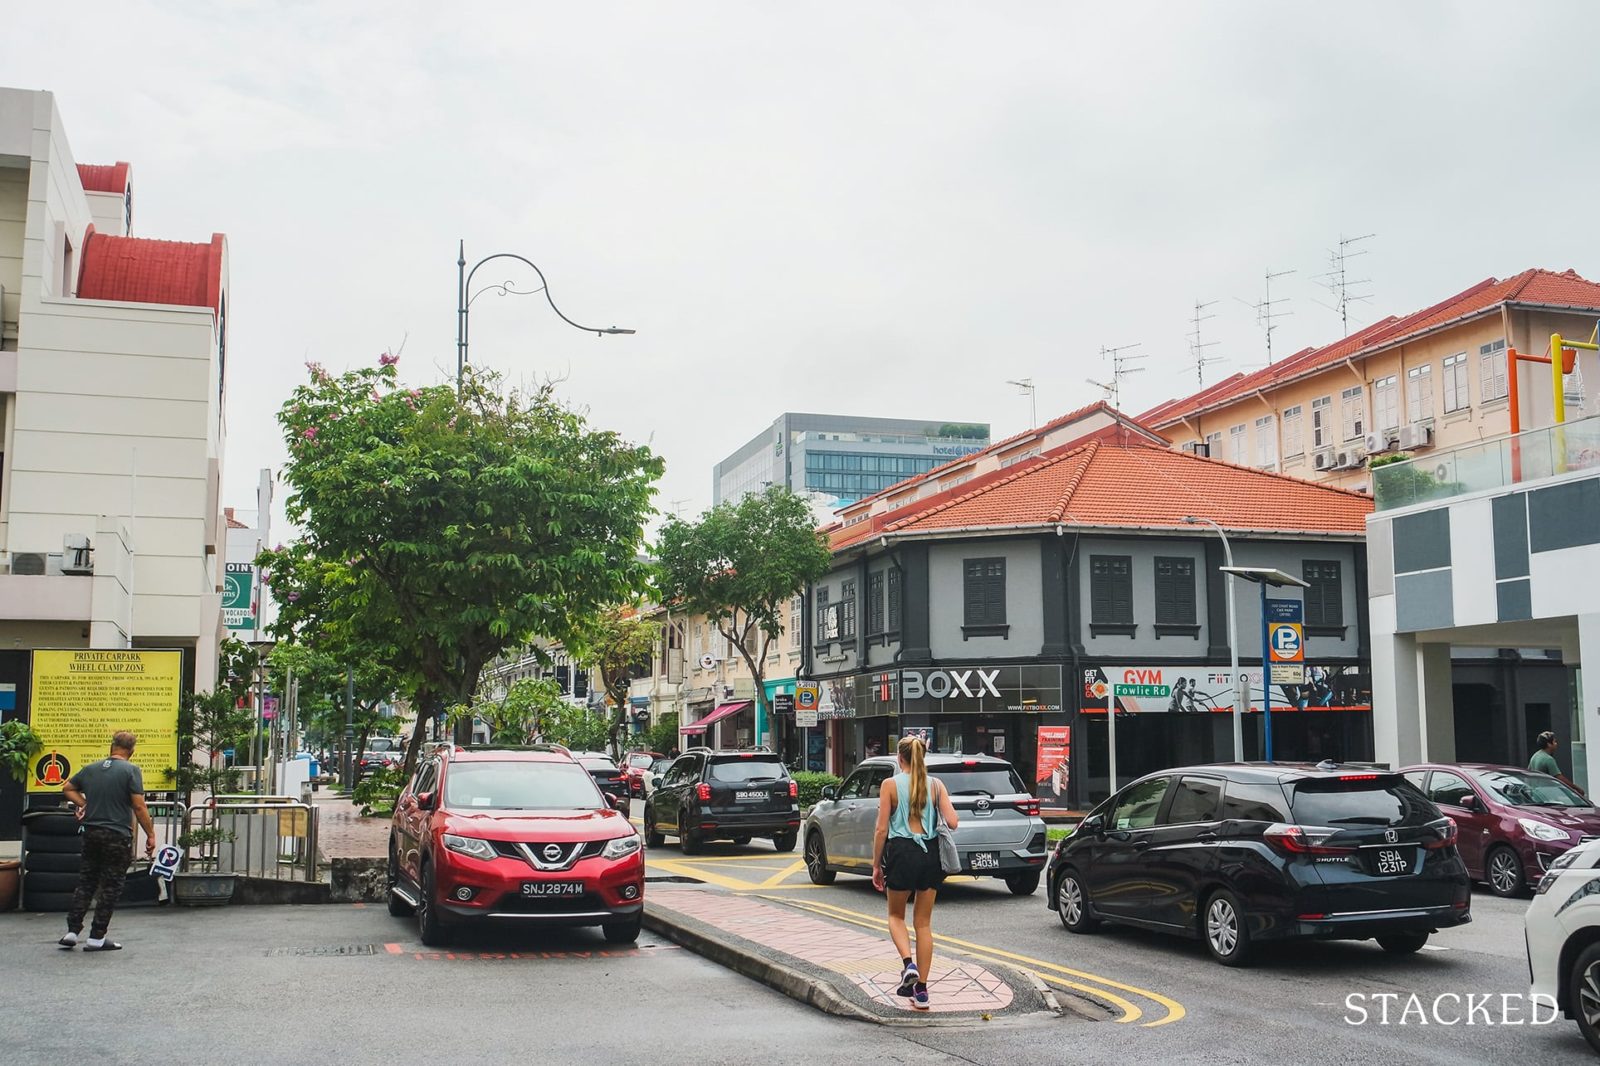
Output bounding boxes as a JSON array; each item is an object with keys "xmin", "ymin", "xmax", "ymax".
[{"xmin": 634, "ymin": 800, "xmax": 1598, "ymax": 1065}]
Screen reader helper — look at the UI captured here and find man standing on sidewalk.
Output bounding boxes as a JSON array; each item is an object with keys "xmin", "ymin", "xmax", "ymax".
[{"xmin": 57, "ymin": 732, "xmax": 157, "ymax": 952}]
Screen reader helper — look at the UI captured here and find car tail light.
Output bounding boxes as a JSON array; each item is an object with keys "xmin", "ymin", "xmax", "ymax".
[
  {"xmin": 1264, "ymin": 823, "xmax": 1356, "ymax": 856},
  {"xmin": 1018, "ymin": 799, "xmax": 1040, "ymax": 816},
  {"xmin": 1424, "ymin": 818, "xmax": 1458, "ymax": 850},
  {"xmin": 696, "ymin": 782, "xmax": 711, "ymax": 802},
  {"xmin": 789, "ymin": 780, "xmax": 799, "ymax": 798},
  {"xmin": 1337, "ymin": 774, "xmax": 1379, "ymax": 781},
  {"xmin": 1297, "ymin": 913, "xmax": 1326, "ymax": 920}
]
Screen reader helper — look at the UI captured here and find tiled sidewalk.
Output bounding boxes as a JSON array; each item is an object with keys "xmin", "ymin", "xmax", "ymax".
[
  {"xmin": 651, "ymin": 889, "xmax": 1014, "ymax": 1015},
  {"xmin": 313, "ymin": 795, "xmax": 390, "ymax": 860}
]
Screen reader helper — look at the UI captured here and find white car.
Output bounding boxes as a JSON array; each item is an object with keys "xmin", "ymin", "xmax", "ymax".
[{"xmin": 1526, "ymin": 835, "xmax": 1600, "ymax": 1053}]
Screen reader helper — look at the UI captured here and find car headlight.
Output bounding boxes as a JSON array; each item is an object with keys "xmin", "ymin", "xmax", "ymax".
[
  {"xmin": 1518, "ymin": 818, "xmax": 1571, "ymax": 843},
  {"xmin": 602, "ymin": 834, "xmax": 642, "ymax": 861},
  {"xmin": 441, "ymin": 834, "xmax": 498, "ymax": 861},
  {"xmin": 1536, "ymin": 848, "xmax": 1583, "ymax": 894}
]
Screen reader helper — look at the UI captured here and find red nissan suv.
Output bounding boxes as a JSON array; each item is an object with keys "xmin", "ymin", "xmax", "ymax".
[{"xmin": 387, "ymin": 746, "xmax": 644, "ymax": 946}]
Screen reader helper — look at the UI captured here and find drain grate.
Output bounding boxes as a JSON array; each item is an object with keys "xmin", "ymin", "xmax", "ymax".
[{"xmin": 265, "ymin": 944, "xmax": 378, "ymax": 957}]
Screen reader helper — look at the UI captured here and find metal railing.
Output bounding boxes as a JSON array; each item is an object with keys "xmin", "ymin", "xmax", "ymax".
[
  {"xmin": 1372, "ymin": 412, "xmax": 1600, "ymax": 511},
  {"xmin": 182, "ymin": 795, "xmax": 319, "ymax": 881}
]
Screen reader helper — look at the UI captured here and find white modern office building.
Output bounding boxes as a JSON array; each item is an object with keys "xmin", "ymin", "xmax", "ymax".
[
  {"xmin": 712, "ymin": 412, "xmax": 990, "ymax": 509},
  {"xmin": 0, "ymin": 88, "xmax": 231, "ymax": 701}
]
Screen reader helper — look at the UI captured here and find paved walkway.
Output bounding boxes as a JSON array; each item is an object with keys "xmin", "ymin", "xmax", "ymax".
[
  {"xmin": 648, "ymin": 886, "xmax": 1045, "ymax": 1020},
  {"xmin": 313, "ymin": 795, "xmax": 390, "ymax": 860}
]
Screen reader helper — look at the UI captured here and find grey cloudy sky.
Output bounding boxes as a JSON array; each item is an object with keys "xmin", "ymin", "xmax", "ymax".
[{"xmin": 8, "ymin": 1, "xmax": 1600, "ymax": 530}]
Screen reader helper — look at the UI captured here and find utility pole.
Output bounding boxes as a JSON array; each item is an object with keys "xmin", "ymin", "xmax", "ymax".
[{"xmin": 1254, "ymin": 268, "xmax": 1295, "ymax": 364}]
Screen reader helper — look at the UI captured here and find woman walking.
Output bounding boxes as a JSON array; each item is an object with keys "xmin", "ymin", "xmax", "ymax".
[{"xmin": 871, "ymin": 735, "xmax": 959, "ymax": 1011}]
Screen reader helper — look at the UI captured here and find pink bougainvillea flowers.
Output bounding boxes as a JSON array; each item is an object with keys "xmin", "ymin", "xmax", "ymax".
[{"xmin": 379, "ymin": 352, "xmax": 400, "ymax": 366}]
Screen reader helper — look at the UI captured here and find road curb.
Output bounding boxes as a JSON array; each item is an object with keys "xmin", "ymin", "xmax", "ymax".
[{"xmin": 643, "ymin": 900, "xmax": 1064, "ymax": 1027}]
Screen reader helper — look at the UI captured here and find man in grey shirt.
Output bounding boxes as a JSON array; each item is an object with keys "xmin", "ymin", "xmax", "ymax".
[{"xmin": 59, "ymin": 731, "xmax": 156, "ymax": 951}]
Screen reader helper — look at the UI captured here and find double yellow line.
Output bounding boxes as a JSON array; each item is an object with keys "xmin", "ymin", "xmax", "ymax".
[{"xmin": 770, "ymin": 895, "xmax": 1185, "ymax": 1028}]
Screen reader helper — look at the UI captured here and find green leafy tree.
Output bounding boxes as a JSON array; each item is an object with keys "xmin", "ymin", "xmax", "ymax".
[
  {"xmin": 655, "ymin": 486, "xmax": 832, "ymax": 759},
  {"xmin": 175, "ymin": 638, "xmax": 260, "ymax": 802},
  {"xmin": 641, "ymin": 712, "xmax": 679, "ymax": 757},
  {"xmin": 584, "ymin": 607, "xmax": 662, "ymax": 756},
  {"xmin": 264, "ymin": 640, "xmax": 402, "ymax": 786},
  {"xmin": 267, "ymin": 358, "xmax": 661, "ymax": 775}
]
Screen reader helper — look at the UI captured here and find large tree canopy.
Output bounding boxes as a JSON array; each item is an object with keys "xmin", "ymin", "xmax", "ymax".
[
  {"xmin": 270, "ymin": 358, "xmax": 661, "ymax": 757},
  {"xmin": 654, "ymin": 486, "xmax": 831, "ymax": 757}
]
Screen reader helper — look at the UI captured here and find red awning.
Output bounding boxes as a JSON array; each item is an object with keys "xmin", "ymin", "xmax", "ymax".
[{"xmin": 681, "ymin": 700, "xmax": 753, "ymax": 734}]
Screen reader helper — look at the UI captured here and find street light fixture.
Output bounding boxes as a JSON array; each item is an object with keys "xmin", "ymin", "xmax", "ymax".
[
  {"xmin": 1183, "ymin": 516, "xmax": 1244, "ymax": 762},
  {"xmin": 1219, "ymin": 563, "xmax": 1308, "ymax": 763},
  {"xmin": 455, "ymin": 241, "xmax": 636, "ymax": 387}
]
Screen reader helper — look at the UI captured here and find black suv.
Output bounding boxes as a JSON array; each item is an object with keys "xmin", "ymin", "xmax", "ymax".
[
  {"xmin": 644, "ymin": 749, "xmax": 801, "ymax": 853},
  {"xmin": 1048, "ymin": 762, "xmax": 1471, "ymax": 965}
]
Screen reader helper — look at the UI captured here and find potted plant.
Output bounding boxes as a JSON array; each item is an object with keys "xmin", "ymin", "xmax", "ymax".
[
  {"xmin": 172, "ymin": 826, "xmax": 239, "ymax": 906},
  {"xmin": 0, "ymin": 721, "xmax": 42, "ymax": 911}
]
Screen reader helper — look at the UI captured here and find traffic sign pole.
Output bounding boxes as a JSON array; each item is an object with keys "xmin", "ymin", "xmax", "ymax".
[
  {"xmin": 1261, "ymin": 583, "xmax": 1273, "ymax": 761},
  {"xmin": 1107, "ymin": 684, "xmax": 1116, "ymax": 795}
]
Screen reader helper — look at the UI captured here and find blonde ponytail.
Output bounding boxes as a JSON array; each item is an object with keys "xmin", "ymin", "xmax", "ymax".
[{"xmin": 898, "ymin": 735, "xmax": 929, "ymax": 817}]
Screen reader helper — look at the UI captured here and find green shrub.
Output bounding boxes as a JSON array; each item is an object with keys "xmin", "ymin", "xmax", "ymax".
[
  {"xmin": 792, "ymin": 771, "xmax": 841, "ymax": 811},
  {"xmin": 352, "ymin": 766, "xmax": 405, "ymax": 817}
]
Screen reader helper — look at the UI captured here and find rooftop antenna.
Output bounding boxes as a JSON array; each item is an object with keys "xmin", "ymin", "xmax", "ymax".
[
  {"xmin": 1097, "ymin": 343, "xmax": 1146, "ymax": 408},
  {"xmin": 1314, "ymin": 233, "xmax": 1375, "ymax": 336},
  {"xmin": 668, "ymin": 498, "xmax": 691, "ymax": 519},
  {"xmin": 1251, "ymin": 268, "xmax": 1295, "ymax": 364},
  {"xmin": 1005, "ymin": 378, "xmax": 1037, "ymax": 429},
  {"xmin": 1187, "ymin": 299, "xmax": 1224, "ymax": 385}
]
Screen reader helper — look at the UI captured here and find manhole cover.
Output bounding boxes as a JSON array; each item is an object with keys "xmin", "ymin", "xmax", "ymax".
[{"xmin": 264, "ymin": 944, "xmax": 378, "ymax": 957}]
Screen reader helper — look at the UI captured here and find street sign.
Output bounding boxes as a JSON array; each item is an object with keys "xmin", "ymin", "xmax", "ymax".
[
  {"xmin": 1113, "ymin": 683, "xmax": 1170, "ymax": 698},
  {"xmin": 795, "ymin": 683, "xmax": 820, "ymax": 712},
  {"xmin": 223, "ymin": 562, "xmax": 256, "ymax": 631},
  {"xmin": 150, "ymin": 844, "xmax": 181, "ymax": 882},
  {"xmin": 796, "ymin": 708, "xmax": 818, "ymax": 728},
  {"xmin": 1268, "ymin": 622, "xmax": 1303, "ymax": 662},
  {"xmin": 1271, "ymin": 663, "xmax": 1307, "ymax": 685},
  {"xmin": 772, "ymin": 693, "xmax": 795, "ymax": 716}
]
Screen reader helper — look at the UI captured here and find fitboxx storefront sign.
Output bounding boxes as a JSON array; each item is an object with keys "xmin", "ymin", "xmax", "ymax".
[{"xmin": 859, "ymin": 664, "xmax": 1063, "ymax": 715}]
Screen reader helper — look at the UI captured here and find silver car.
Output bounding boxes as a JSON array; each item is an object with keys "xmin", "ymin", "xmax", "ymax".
[{"xmin": 802, "ymin": 754, "xmax": 1049, "ymax": 894}]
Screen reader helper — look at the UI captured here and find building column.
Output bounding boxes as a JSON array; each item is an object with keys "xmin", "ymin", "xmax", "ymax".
[
  {"xmin": 1417, "ymin": 643, "xmax": 1455, "ymax": 763},
  {"xmin": 1372, "ymin": 631, "xmax": 1423, "ymax": 768},
  {"xmin": 1576, "ymin": 613, "xmax": 1600, "ymax": 794}
]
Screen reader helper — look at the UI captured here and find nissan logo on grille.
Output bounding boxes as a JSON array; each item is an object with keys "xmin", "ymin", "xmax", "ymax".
[
  {"xmin": 1384, "ymin": 829, "xmax": 1399, "ymax": 844},
  {"xmin": 543, "ymin": 843, "xmax": 564, "ymax": 862}
]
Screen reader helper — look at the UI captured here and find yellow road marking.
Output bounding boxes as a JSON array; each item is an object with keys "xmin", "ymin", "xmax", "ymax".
[
  {"xmin": 781, "ymin": 896, "xmax": 1185, "ymax": 1027},
  {"xmin": 647, "ymin": 858, "xmax": 754, "ymax": 891},
  {"xmin": 651, "ymin": 854, "xmax": 797, "ymax": 866},
  {"xmin": 755, "ymin": 860, "xmax": 807, "ymax": 888}
]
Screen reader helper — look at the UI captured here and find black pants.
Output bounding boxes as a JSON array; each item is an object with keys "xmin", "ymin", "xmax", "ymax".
[{"xmin": 67, "ymin": 828, "xmax": 133, "ymax": 939}]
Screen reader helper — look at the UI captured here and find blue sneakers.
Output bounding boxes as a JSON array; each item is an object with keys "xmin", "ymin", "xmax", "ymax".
[
  {"xmin": 896, "ymin": 963, "xmax": 920, "ymax": 997},
  {"xmin": 913, "ymin": 983, "xmax": 930, "ymax": 1010}
]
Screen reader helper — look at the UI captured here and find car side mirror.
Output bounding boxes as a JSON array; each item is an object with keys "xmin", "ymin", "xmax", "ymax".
[
  {"xmin": 607, "ymin": 794, "xmax": 625, "ymax": 811},
  {"xmin": 650, "ymin": 775, "xmax": 662, "ymax": 789},
  {"xmin": 416, "ymin": 791, "xmax": 436, "ymax": 811},
  {"xmin": 1079, "ymin": 814, "xmax": 1105, "ymax": 836},
  {"xmin": 1457, "ymin": 793, "xmax": 1479, "ymax": 810},
  {"xmin": 820, "ymin": 785, "xmax": 838, "ymax": 802}
]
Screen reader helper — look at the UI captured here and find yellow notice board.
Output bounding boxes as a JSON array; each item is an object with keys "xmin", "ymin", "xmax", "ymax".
[{"xmin": 27, "ymin": 650, "xmax": 183, "ymax": 793}]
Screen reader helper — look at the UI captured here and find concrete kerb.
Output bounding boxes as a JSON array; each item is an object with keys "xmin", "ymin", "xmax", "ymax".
[{"xmin": 642, "ymin": 892, "xmax": 1066, "ymax": 1029}]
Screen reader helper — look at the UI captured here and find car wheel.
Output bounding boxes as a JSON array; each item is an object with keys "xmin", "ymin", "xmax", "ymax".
[
  {"xmin": 805, "ymin": 831, "xmax": 837, "ymax": 885},
  {"xmin": 771, "ymin": 830, "xmax": 797, "ymax": 853},
  {"xmin": 417, "ymin": 861, "xmax": 449, "ymax": 947},
  {"xmin": 1055, "ymin": 868, "xmax": 1097, "ymax": 933},
  {"xmin": 1004, "ymin": 871, "xmax": 1042, "ymax": 896},
  {"xmin": 1203, "ymin": 889, "xmax": 1253, "ymax": 966},
  {"xmin": 1486, "ymin": 845, "xmax": 1526, "ymax": 897},
  {"xmin": 1376, "ymin": 932, "xmax": 1429, "ymax": 954},
  {"xmin": 386, "ymin": 841, "xmax": 414, "ymax": 917},
  {"xmin": 1570, "ymin": 942, "xmax": 1600, "ymax": 1054},
  {"xmin": 603, "ymin": 913, "xmax": 643, "ymax": 944},
  {"xmin": 680, "ymin": 816, "xmax": 703, "ymax": 855}
]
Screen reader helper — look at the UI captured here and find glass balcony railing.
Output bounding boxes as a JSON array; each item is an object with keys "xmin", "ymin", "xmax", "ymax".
[{"xmin": 1372, "ymin": 412, "xmax": 1600, "ymax": 510}]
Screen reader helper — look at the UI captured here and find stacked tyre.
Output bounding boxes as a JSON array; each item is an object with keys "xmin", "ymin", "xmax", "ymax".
[{"xmin": 20, "ymin": 810, "xmax": 82, "ymax": 912}]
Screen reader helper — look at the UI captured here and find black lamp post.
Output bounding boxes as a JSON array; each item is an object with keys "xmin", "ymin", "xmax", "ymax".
[{"xmin": 455, "ymin": 240, "xmax": 635, "ymax": 386}]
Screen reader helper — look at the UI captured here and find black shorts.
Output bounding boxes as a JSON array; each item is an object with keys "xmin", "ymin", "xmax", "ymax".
[{"xmin": 883, "ymin": 836, "xmax": 945, "ymax": 893}]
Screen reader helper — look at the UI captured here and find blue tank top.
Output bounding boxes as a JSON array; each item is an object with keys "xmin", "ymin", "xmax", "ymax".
[{"xmin": 889, "ymin": 772, "xmax": 938, "ymax": 847}]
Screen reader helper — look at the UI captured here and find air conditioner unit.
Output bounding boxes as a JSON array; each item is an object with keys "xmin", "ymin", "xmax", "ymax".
[
  {"xmin": 11, "ymin": 552, "xmax": 47, "ymax": 575},
  {"xmin": 1398, "ymin": 423, "xmax": 1435, "ymax": 450},
  {"xmin": 61, "ymin": 534, "xmax": 93, "ymax": 575},
  {"xmin": 1335, "ymin": 450, "xmax": 1354, "ymax": 470},
  {"xmin": 1312, "ymin": 450, "xmax": 1335, "ymax": 472},
  {"xmin": 1364, "ymin": 432, "xmax": 1396, "ymax": 455}
]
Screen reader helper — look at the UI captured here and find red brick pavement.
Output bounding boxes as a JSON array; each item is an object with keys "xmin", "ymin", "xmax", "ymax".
[
  {"xmin": 313, "ymin": 796, "xmax": 390, "ymax": 860},
  {"xmin": 651, "ymin": 890, "xmax": 1014, "ymax": 1015}
]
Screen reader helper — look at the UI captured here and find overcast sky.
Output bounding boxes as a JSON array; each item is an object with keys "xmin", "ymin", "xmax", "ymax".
[{"xmin": 8, "ymin": 2, "xmax": 1600, "ymax": 533}]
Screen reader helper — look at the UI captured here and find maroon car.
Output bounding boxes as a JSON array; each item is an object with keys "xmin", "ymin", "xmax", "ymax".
[{"xmin": 1401, "ymin": 762, "xmax": 1600, "ymax": 896}]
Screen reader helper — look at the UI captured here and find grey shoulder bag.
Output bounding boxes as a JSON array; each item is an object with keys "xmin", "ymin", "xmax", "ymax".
[{"xmin": 934, "ymin": 781, "xmax": 961, "ymax": 874}]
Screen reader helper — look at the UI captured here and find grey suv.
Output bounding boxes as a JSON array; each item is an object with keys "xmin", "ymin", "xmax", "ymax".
[{"xmin": 802, "ymin": 754, "xmax": 1049, "ymax": 894}]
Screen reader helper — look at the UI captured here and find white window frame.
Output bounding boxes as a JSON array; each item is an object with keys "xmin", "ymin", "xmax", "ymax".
[
  {"xmin": 1442, "ymin": 353, "xmax": 1469, "ymax": 414},
  {"xmin": 1373, "ymin": 375, "xmax": 1399, "ymax": 433},
  {"xmin": 1340, "ymin": 386, "xmax": 1365, "ymax": 442},
  {"xmin": 1480, "ymin": 339, "xmax": 1508, "ymax": 402},
  {"xmin": 1228, "ymin": 424, "xmax": 1247, "ymax": 464},
  {"xmin": 1281, "ymin": 405, "xmax": 1303, "ymax": 458},
  {"xmin": 1311, "ymin": 395, "xmax": 1332, "ymax": 449},
  {"xmin": 1406, "ymin": 364, "xmax": 1433, "ymax": 424},
  {"xmin": 1254, "ymin": 415, "xmax": 1277, "ymax": 468},
  {"xmin": 1204, "ymin": 430, "xmax": 1222, "ymax": 458}
]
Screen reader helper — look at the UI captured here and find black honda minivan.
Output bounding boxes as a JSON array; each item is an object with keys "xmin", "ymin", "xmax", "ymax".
[{"xmin": 1047, "ymin": 762, "xmax": 1471, "ymax": 965}]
